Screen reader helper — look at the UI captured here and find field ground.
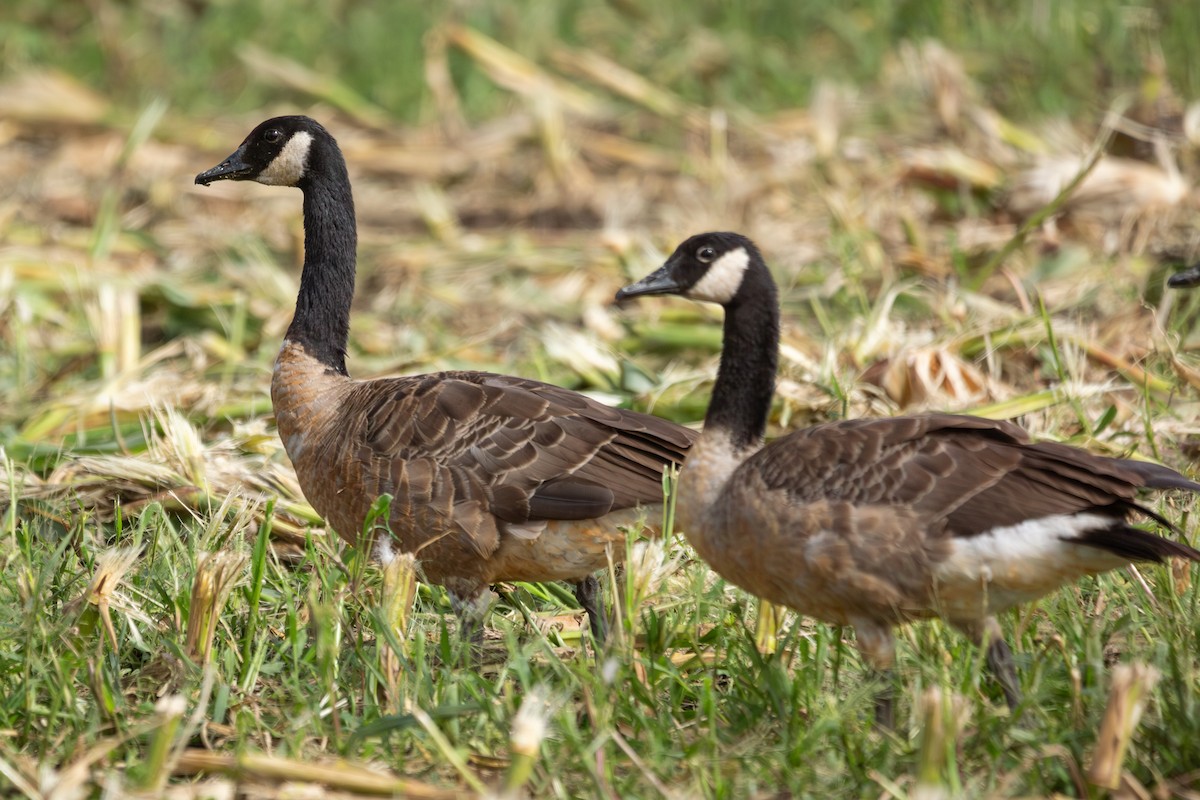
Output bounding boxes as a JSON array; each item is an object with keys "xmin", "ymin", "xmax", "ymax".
[{"xmin": 3, "ymin": 1, "xmax": 1200, "ymax": 797}]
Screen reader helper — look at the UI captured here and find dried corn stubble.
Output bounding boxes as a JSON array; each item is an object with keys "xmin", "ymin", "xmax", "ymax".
[
  {"xmin": 184, "ymin": 550, "xmax": 248, "ymax": 665},
  {"xmin": 1087, "ymin": 663, "xmax": 1160, "ymax": 791},
  {"xmin": 446, "ymin": 26, "xmax": 606, "ymax": 120},
  {"xmin": 0, "ymin": 70, "xmax": 108, "ymax": 126},
  {"xmin": 172, "ymin": 749, "xmax": 466, "ymax": 799},
  {"xmin": 877, "ymin": 347, "xmax": 990, "ymax": 410},
  {"xmin": 1009, "ymin": 156, "xmax": 1190, "ymax": 221},
  {"xmin": 372, "ymin": 537, "xmax": 419, "ymax": 712},
  {"xmin": 23, "ymin": 409, "xmax": 317, "ymax": 552},
  {"xmin": 753, "ymin": 600, "xmax": 788, "ymax": 655},
  {"xmin": 912, "ymin": 686, "xmax": 969, "ymax": 800},
  {"xmin": 64, "ymin": 546, "xmax": 144, "ymax": 650},
  {"xmin": 503, "ymin": 686, "xmax": 552, "ymax": 797}
]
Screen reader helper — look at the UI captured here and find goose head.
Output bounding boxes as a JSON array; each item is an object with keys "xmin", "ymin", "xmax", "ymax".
[
  {"xmin": 616, "ymin": 231, "xmax": 769, "ymax": 307},
  {"xmin": 195, "ymin": 115, "xmax": 331, "ymax": 189}
]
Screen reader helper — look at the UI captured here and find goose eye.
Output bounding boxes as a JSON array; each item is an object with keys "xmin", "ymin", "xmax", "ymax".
[
  {"xmin": 264, "ymin": 129, "xmax": 284, "ymax": 144},
  {"xmin": 696, "ymin": 246, "xmax": 716, "ymax": 263}
]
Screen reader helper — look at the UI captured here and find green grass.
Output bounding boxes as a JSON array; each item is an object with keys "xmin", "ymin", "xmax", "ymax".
[
  {"xmin": 2, "ymin": 0, "xmax": 1199, "ymax": 122},
  {"xmin": 4, "ymin": 496, "xmax": 1200, "ymax": 795},
  {"xmin": 4, "ymin": 0, "xmax": 1200, "ymax": 796}
]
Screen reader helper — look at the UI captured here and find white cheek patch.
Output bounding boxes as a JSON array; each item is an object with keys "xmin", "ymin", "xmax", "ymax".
[
  {"xmin": 688, "ymin": 247, "xmax": 750, "ymax": 304},
  {"xmin": 256, "ymin": 131, "xmax": 313, "ymax": 186}
]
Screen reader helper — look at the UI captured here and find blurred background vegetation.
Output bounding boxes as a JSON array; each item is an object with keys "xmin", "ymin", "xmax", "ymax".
[
  {"xmin": 5, "ymin": 0, "xmax": 1200, "ymax": 122},
  {"xmin": 3, "ymin": 0, "xmax": 1200, "ymax": 797}
]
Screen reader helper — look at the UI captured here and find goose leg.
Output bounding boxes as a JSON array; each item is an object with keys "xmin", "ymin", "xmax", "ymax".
[
  {"xmin": 873, "ymin": 672, "xmax": 896, "ymax": 730},
  {"xmin": 958, "ymin": 617, "xmax": 1021, "ymax": 709},
  {"xmin": 984, "ymin": 635, "xmax": 1021, "ymax": 710},
  {"xmin": 574, "ymin": 575, "xmax": 608, "ymax": 645},
  {"xmin": 854, "ymin": 621, "xmax": 898, "ymax": 729}
]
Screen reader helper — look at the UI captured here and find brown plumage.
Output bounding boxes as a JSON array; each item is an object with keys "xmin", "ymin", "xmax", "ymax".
[
  {"xmin": 618, "ymin": 231, "xmax": 1200, "ymax": 724},
  {"xmin": 196, "ymin": 116, "xmax": 695, "ymax": 639}
]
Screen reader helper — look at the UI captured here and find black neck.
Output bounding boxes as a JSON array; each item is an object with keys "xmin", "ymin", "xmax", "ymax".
[
  {"xmin": 286, "ymin": 142, "xmax": 356, "ymax": 375},
  {"xmin": 706, "ymin": 274, "xmax": 779, "ymax": 450}
]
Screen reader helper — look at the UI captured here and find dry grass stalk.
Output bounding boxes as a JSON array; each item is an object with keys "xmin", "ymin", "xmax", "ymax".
[
  {"xmin": 806, "ymin": 80, "xmax": 857, "ymax": 160},
  {"xmin": 548, "ymin": 46, "xmax": 706, "ymax": 130},
  {"xmin": 896, "ymin": 40, "xmax": 975, "ymax": 138},
  {"xmin": 1086, "ymin": 662, "xmax": 1160, "ymax": 791},
  {"xmin": 23, "ymin": 410, "xmax": 318, "ymax": 554},
  {"xmin": 184, "ymin": 550, "xmax": 248, "ymax": 664},
  {"xmin": 540, "ymin": 322, "xmax": 621, "ymax": 387},
  {"xmin": 0, "ymin": 711, "xmax": 169, "ymax": 800},
  {"xmin": 0, "ymin": 69, "xmax": 108, "ymax": 125},
  {"xmin": 236, "ymin": 44, "xmax": 390, "ymax": 130},
  {"xmin": 530, "ymin": 91, "xmax": 591, "ymax": 189},
  {"xmin": 173, "ymin": 749, "xmax": 469, "ymax": 798},
  {"xmin": 576, "ymin": 130, "xmax": 681, "ymax": 172},
  {"xmin": 413, "ymin": 180, "xmax": 465, "ymax": 244},
  {"xmin": 1008, "ymin": 156, "xmax": 1190, "ymax": 222},
  {"xmin": 64, "ymin": 546, "xmax": 142, "ymax": 650},
  {"xmin": 374, "ymin": 538, "xmax": 418, "ymax": 711},
  {"xmin": 90, "ymin": 281, "xmax": 141, "ymax": 378},
  {"xmin": 901, "ymin": 148, "xmax": 1004, "ymax": 192},
  {"xmin": 973, "ymin": 118, "xmax": 1115, "ymax": 286},
  {"xmin": 1171, "ymin": 556, "xmax": 1192, "ymax": 596},
  {"xmin": 912, "ymin": 686, "xmax": 968, "ymax": 800},
  {"xmin": 446, "ymin": 25, "xmax": 606, "ymax": 119},
  {"xmin": 376, "ymin": 540, "xmax": 418, "ymax": 637},
  {"xmin": 423, "ymin": 25, "xmax": 467, "ymax": 142},
  {"xmin": 753, "ymin": 600, "xmax": 788, "ymax": 655},
  {"xmin": 502, "ymin": 687, "xmax": 551, "ymax": 797},
  {"xmin": 1071, "ymin": 336, "xmax": 1174, "ymax": 394},
  {"xmin": 622, "ymin": 539, "xmax": 681, "ymax": 629},
  {"xmin": 880, "ymin": 347, "xmax": 989, "ymax": 410}
]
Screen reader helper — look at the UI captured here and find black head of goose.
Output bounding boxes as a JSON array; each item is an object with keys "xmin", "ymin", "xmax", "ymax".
[
  {"xmin": 195, "ymin": 116, "xmax": 697, "ymax": 641},
  {"xmin": 617, "ymin": 230, "xmax": 1200, "ymax": 724}
]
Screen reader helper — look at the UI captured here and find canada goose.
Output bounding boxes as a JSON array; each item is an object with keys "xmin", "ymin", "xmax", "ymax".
[
  {"xmin": 616, "ymin": 231, "xmax": 1200, "ymax": 724},
  {"xmin": 194, "ymin": 116, "xmax": 695, "ymax": 641}
]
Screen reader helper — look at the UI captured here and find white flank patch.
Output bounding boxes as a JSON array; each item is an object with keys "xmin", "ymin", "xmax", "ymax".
[
  {"xmin": 257, "ymin": 130, "xmax": 313, "ymax": 186},
  {"xmin": 689, "ymin": 246, "xmax": 750, "ymax": 304},
  {"xmin": 932, "ymin": 512, "xmax": 1123, "ymax": 616}
]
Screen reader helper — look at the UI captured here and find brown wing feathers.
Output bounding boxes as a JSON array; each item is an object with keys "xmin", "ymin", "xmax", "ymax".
[
  {"xmin": 752, "ymin": 413, "xmax": 1199, "ymax": 561},
  {"xmin": 347, "ymin": 370, "xmax": 694, "ymax": 542}
]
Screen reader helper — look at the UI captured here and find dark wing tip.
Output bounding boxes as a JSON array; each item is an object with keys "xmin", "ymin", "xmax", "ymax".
[
  {"xmin": 1115, "ymin": 459, "xmax": 1200, "ymax": 494},
  {"xmin": 1075, "ymin": 523, "xmax": 1200, "ymax": 563},
  {"xmin": 528, "ymin": 479, "xmax": 616, "ymax": 520}
]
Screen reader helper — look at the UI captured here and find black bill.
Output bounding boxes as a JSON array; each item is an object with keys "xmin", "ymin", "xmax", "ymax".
[
  {"xmin": 195, "ymin": 145, "xmax": 253, "ymax": 185},
  {"xmin": 615, "ymin": 265, "xmax": 681, "ymax": 301}
]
